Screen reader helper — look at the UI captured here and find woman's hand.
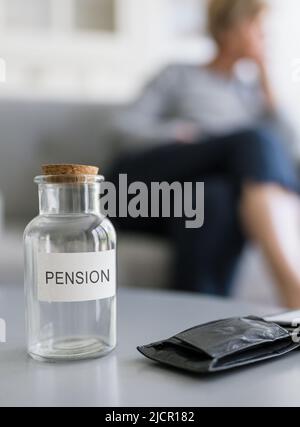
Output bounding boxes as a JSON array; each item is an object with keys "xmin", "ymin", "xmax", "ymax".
[
  {"xmin": 254, "ymin": 57, "xmax": 277, "ymax": 113},
  {"xmin": 237, "ymin": 17, "xmax": 277, "ymax": 112}
]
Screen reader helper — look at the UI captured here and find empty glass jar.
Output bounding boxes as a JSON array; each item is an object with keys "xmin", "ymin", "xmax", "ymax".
[{"xmin": 24, "ymin": 164, "xmax": 117, "ymax": 362}]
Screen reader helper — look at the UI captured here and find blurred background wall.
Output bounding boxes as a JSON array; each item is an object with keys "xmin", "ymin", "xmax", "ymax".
[
  {"xmin": 0, "ymin": 0, "xmax": 206, "ymax": 101},
  {"xmin": 0, "ymin": 0, "xmax": 298, "ymax": 116}
]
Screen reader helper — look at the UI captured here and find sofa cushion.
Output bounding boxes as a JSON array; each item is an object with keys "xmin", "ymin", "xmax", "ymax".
[{"xmin": 0, "ymin": 98, "xmax": 120, "ymax": 220}]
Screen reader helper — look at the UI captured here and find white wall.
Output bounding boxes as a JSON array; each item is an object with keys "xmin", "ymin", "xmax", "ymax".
[
  {"xmin": 266, "ymin": 0, "xmax": 300, "ymax": 146},
  {"xmin": 0, "ymin": 0, "xmax": 212, "ymax": 101},
  {"xmin": 0, "ymin": 0, "xmax": 300, "ymax": 126}
]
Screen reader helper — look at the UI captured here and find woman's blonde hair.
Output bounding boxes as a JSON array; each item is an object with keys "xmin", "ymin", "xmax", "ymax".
[{"xmin": 208, "ymin": 0, "xmax": 266, "ymax": 43}]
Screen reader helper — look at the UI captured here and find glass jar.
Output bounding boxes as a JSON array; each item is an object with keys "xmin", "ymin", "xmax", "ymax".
[{"xmin": 24, "ymin": 165, "xmax": 117, "ymax": 362}]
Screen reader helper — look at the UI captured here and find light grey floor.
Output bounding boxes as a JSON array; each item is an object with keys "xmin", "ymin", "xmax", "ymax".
[{"xmin": 0, "ymin": 285, "xmax": 299, "ymax": 407}]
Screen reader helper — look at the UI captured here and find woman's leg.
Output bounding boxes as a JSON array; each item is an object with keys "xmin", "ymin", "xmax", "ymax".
[
  {"xmin": 174, "ymin": 128, "xmax": 300, "ymax": 307},
  {"xmin": 109, "ymin": 128, "xmax": 300, "ymax": 306},
  {"xmin": 110, "ymin": 177, "xmax": 244, "ymax": 295},
  {"xmin": 241, "ymin": 184, "xmax": 300, "ymax": 308},
  {"xmin": 228, "ymin": 129, "xmax": 300, "ymax": 308},
  {"xmin": 108, "ymin": 155, "xmax": 245, "ymax": 295},
  {"xmin": 169, "ymin": 178, "xmax": 244, "ymax": 295}
]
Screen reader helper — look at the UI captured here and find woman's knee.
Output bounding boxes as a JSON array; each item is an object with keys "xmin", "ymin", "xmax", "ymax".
[
  {"xmin": 232, "ymin": 128, "xmax": 298, "ymax": 188},
  {"xmin": 235, "ymin": 128, "xmax": 284, "ymax": 159}
]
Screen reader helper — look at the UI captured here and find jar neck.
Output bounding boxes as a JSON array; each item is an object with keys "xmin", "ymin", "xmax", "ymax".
[{"xmin": 38, "ymin": 183, "xmax": 101, "ymax": 215}]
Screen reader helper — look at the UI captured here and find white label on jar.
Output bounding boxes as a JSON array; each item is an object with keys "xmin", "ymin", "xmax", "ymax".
[{"xmin": 37, "ymin": 250, "xmax": 116, "ymax": 302}]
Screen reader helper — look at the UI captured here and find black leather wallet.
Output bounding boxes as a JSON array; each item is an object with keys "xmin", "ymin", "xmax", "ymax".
[{"xmin": 137, "ymin": 316, "xmax": 300, "ymax": 374}]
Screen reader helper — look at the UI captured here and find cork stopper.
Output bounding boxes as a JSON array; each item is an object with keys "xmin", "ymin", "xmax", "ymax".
[
  {"xmin": 42, "ymin": 164, "xmax": 99, "ymax": 176},
  {"xmin": 41, "ymin": 164, "xmax": 100, "ymax": 183}
]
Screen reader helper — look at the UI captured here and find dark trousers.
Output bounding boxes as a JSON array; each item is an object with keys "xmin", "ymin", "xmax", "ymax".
[{"xmin": 108, "ymin": 128, "xmax": 299, "ymax": 296}]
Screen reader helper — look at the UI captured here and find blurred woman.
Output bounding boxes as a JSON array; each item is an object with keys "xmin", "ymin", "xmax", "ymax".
[{"xmin": 110, "ymin": 0, "xmax": 300, "ymax": 308}]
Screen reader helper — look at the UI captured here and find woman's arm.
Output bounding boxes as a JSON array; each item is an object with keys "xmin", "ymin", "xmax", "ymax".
[
  {"xmin": 256, "ymin": 61, "xmax": 299, "ymax": 155},
  {"xmin": 257, "ymin": 61, "xmax": 277, "ymax": 113},
  {"xmin": 114, "ymin": 65, "xmax": 199, "ymax": 147}
]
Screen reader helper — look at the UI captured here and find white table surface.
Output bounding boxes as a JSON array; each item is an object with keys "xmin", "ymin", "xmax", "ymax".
[{"xmin": 0, "ymin": 284, "xmax": 299, "ymax": 407}]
